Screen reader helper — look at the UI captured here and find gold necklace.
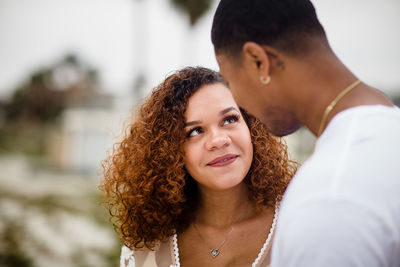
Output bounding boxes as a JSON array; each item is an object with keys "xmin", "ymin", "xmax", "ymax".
[{"xmin": 317, "ymin": 80, "xmax": 361, "ymax": 137}]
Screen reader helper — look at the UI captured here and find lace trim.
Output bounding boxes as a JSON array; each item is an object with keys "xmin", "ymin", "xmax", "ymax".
[
  {"xmin": 252, "ymin": 201, "xmax": 279, "ymax": 266},
  {"xmin": 170, "ymin": 234, "xmax": 180, "ymax": 267}
]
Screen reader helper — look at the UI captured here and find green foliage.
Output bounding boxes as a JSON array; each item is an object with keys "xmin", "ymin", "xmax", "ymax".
[
  {"xmin": 0, "ymin": 218, "xmax": 34, "ymax": 267},
  {"xmin": 1, "ymin": 54, "xmax": 98, "ymax": 125},
  {"xmin": 170, "ymin": 0, "xmax": 213, "ymax": 25},
  {"xmin": 0, "ymin": 54, "xmax": 99, "ymax": 156},
  {"xmin": 0, "ymin": 122, "xmax": 47, "ymax": 156}
]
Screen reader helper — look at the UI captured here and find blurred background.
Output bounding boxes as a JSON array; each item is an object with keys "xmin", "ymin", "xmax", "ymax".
[{"xmin": 0, "ymin": 0, "xmax": 399, "ymax": 266}]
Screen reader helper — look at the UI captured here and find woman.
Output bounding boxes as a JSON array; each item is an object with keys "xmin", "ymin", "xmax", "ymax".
[{"xmin": 100, "ymin": 67, "xmax": 297, "ymax": 267}]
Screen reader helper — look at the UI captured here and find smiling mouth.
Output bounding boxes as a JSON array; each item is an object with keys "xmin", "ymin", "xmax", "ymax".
[{"xmin": 207, "ymin": 154, "xmax": 238, "ymax": 167}]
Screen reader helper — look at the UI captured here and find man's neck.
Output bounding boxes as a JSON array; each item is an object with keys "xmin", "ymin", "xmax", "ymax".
[{"xmin": 283, "ymin": 54, "xmax": 393, "ymax": 136}]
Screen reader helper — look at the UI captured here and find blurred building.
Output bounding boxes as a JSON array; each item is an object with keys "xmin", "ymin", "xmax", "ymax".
[{"xmin": 48, "ymin": 96, "xmax": 122, "ymax": 174}]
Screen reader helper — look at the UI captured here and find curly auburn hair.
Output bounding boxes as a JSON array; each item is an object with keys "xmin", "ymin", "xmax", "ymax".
[{"xmin": 100, "ymin": 67, "xmax": 297, "ymax": 251}]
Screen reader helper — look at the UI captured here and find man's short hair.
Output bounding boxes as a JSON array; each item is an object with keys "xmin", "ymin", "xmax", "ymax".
[{"xmin": 211, "ymin": 0, "xmax": 328, "ymax": 57}]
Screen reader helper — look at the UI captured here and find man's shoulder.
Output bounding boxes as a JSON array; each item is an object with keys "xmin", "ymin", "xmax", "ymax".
[
  {"xmin": 271, "ymin": 105, "xmax": 400, "ymax": 267},
  {"xmin": 331, "ymin": 104, "xmax": 400, "ymax": 135},
  {"xmin": 272, "ymin": 195, "xmax": 400, "ymax": 267}
]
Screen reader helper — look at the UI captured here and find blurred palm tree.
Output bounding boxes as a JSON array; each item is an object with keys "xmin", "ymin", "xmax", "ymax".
[
  {"xmin": 2, "ymin": 54, "xmax": 98, "ymax": 124},
  {"xmin": 0, "ymin": 54, "xmax": 100, "ymax": 155},
  {"xmin": 170, "ymin": 0, "xmax": 213, "ymax": 26}
]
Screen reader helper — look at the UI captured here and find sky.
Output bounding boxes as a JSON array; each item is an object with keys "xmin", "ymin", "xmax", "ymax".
[
  {"xmin": 0, "ymin": 0, "xmax": 135, "ymax": 98},
  {"xmin": 0, "ymin": 0, "xmax": 399, "ymax": 100}
]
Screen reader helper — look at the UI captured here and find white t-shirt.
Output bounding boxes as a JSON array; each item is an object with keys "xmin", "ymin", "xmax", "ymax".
[{"xmin": 271, "ymin": 105, "xmax": 400, "ymax": 267}]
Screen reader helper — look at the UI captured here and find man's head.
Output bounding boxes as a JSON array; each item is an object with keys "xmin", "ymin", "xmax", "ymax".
[{"xmin": 211, "ymin": 0, "xmax": 330, "ymax": 136}]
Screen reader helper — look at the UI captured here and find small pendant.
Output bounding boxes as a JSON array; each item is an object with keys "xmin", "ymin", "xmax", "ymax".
[{"xmin": 210, "ymin": 249, "xmax": 219, "ymax": 258}]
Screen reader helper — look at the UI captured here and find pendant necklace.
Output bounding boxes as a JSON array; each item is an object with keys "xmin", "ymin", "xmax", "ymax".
[
  {"xmin": 192, "ymin": 208, "xmax": 249, "ymax": 258},
  {"xmin": 193, "ymin": 222, "xmax": 234, "ymax": 258}
]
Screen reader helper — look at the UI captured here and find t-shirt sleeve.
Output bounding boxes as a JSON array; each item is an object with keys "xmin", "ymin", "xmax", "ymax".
[{"xmin": 271, "ymin": 198, "xmax": 394, "ymax": 267}]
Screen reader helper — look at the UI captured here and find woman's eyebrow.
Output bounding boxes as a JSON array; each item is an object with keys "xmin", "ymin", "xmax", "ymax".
[
  {"xmin": 220, "ymin": 106, "xmax": 238, "ymax": 115},
  {"xmin": 184, "ymin": 120, "xmax": 201, "ymax": 127},
  {"xmin": 184, "ymin": 107, "xmax": 238, "ymax": 127}
]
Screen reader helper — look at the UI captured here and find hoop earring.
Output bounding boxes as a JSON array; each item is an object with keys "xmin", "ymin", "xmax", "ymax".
[{"xmin": 260, "ymin": 76, "xmax": 271, "ymax": 85}]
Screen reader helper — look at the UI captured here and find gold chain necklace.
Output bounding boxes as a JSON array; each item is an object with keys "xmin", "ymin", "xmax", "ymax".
[{"xmin": 317, "ymin": 80, "xmax": 361, "ymax": 137}]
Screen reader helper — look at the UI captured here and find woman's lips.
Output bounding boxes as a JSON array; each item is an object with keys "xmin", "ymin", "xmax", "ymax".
[{"xmin": 207, "ymin": 154, "xmax": 238, "ymax": 167}]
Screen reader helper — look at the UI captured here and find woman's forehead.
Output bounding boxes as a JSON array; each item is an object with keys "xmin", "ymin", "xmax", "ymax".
[{"xmin": 185, "ymin": 84, "xmax": 238, "ymax": 118}]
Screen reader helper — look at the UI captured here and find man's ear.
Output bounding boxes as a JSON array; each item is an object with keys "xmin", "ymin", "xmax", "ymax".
[{"xmin": 242, "ymin": 42, "xmax": 271, "ymax": 78}]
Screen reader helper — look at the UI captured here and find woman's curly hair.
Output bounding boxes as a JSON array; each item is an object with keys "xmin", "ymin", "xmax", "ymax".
[{"xmin": 100, "ymin": 67, "xmax": 297, "ymax": 251}]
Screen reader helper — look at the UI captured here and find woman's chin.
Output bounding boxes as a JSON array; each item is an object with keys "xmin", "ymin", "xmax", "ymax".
[{"xmin": 203, "ymin": 177, "xmax": 246, "ymax": 192}]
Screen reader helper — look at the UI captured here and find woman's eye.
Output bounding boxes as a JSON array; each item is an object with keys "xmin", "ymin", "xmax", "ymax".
[
  {"xmin": 223, "ymin": 115, "xmax": 239, "ymax": 126},
  {"xmin": 187, "ymin": 127, "xmax": 202, "ymax": 138}
]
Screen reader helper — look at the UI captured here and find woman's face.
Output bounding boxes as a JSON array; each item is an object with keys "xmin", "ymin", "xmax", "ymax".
[{"xmin": 183, "ymin": 83, "xmax": 253, "ymax": 191}]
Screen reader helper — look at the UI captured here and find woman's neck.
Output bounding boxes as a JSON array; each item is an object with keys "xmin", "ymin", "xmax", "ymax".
[{"xmin": 195, "ymin": 183, "xmax": 255, "ymax": 229}]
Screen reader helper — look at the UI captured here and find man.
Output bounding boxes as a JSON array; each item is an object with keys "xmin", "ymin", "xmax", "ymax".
[{"xmin": 211, "ymin": 0, "xmax": 400, "ymax": 266}]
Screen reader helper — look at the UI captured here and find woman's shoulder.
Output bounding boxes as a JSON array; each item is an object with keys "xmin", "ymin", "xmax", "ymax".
[
  {"xmin": 120, "ymin": 245, "xmax": 135, "ymax": 267},
  {"xmin": 120, "ymin": 237, "xmax": 175, "ymax": 267},
  {"xmin": 120, "ymin": 245, "xmax": 158, "ymax": 267},
  {"xmin": 121, "ymin": 245, "xmax": 158, "ymax": 267}
]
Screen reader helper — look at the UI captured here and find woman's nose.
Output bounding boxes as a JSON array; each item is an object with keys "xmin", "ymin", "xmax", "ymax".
[{"xmin": 205, "ymin": 132, "xmax": 231, "ymax": 150}]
